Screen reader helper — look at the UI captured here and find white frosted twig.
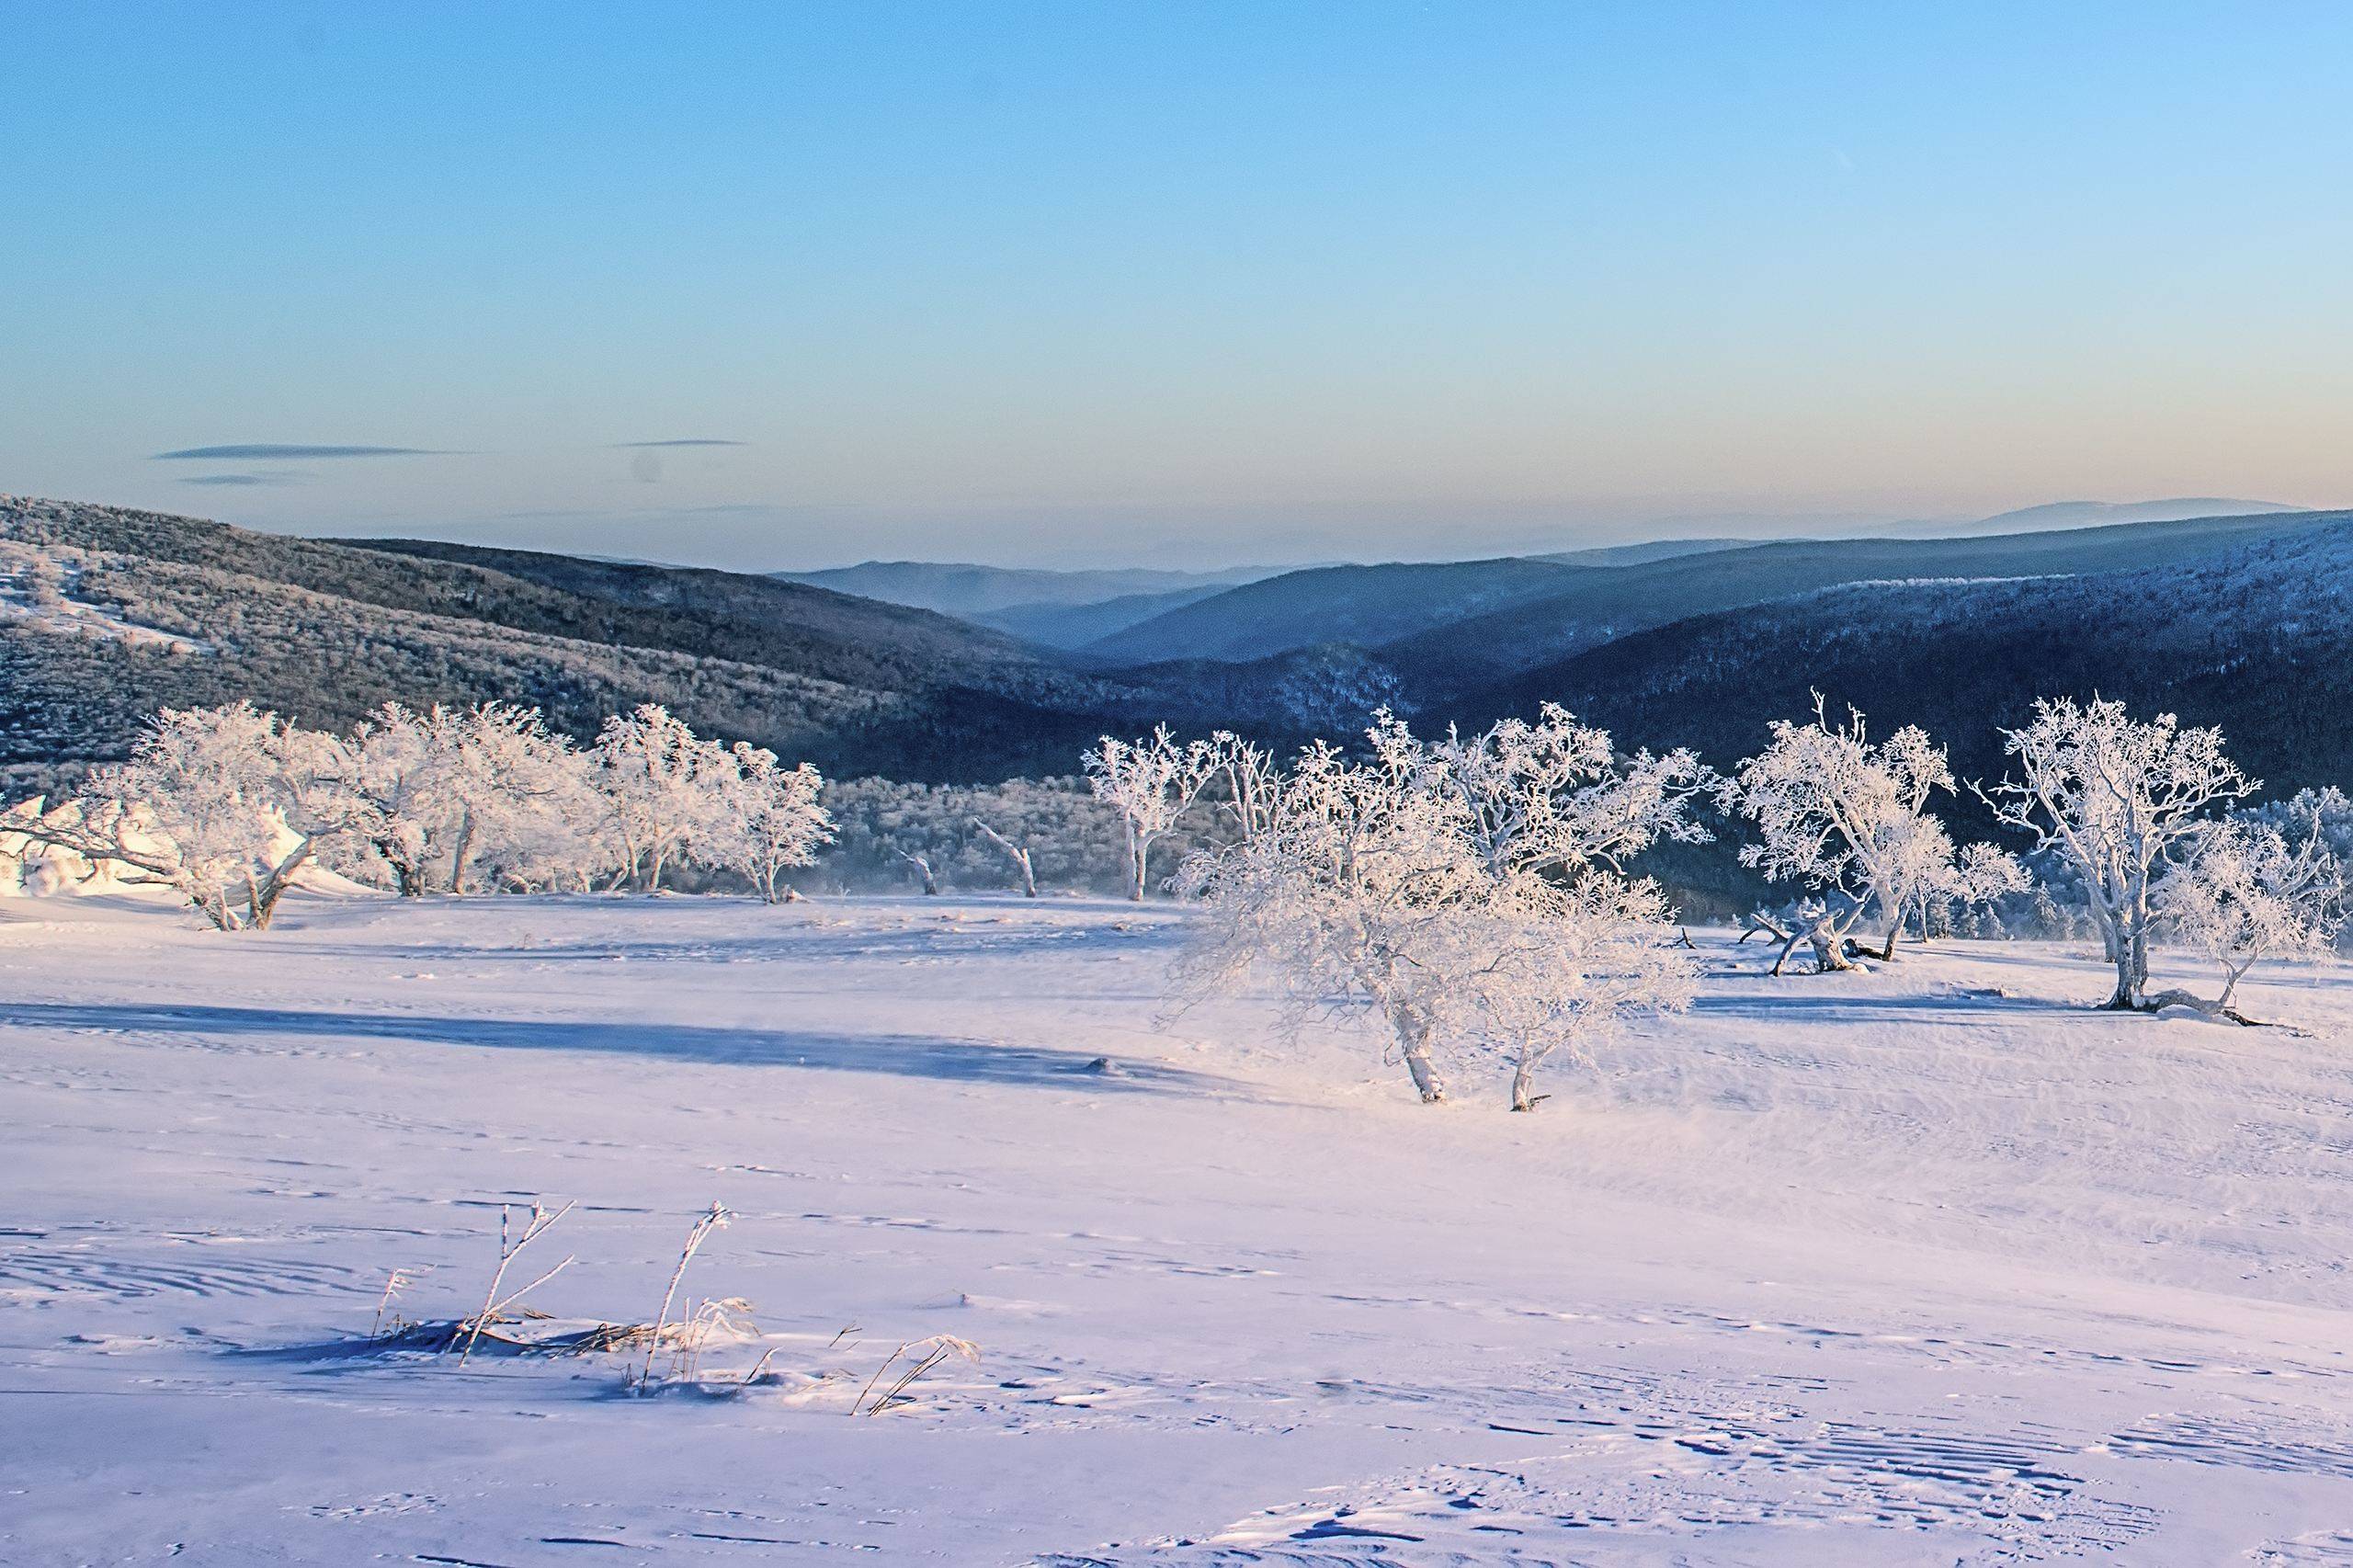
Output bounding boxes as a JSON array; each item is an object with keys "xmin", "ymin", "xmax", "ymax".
[
  {"xmin": 637, "ymin": 1202, "xmax": 733, "ymax": 1391},
  {"xmin": 452, "ymin": 1199, "xmax": 574, "ymax": 1366}
]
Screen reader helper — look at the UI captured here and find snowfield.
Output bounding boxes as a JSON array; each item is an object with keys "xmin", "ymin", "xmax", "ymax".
[{"xmin": 6, "ymin": 893, "xmax": 2353, "ymax": 1564}]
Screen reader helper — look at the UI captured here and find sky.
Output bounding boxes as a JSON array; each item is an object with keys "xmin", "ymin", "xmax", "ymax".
[{"xmin": 3, "ymin": 2, "xmax": 2350, "ymax": 572}]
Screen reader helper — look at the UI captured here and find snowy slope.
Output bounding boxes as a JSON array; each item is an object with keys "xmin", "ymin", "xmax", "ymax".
[{"xmin": 5, "ymin": 894, "xmax": 2353, "ymax": 1563}]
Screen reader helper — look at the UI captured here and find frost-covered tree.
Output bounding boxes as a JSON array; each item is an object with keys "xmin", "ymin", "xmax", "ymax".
[
  {"xmin": 709, "ymin": 744, "xmax": 832, "ymax": 903},
  {"xmin": 591, "ymin": 705, "xmax": 729, "ymax": 892},
  {"xmin": 439, "ymin": 704, "xmax": 596, "ymax": 893},
  {"xmin": 2156, "ymin": 815, "xmax": 2344, "ymax": 1017},
  {"xmin": 329, "ymin": 703, "xmax": 469, "ymax": 896},
  {"xmin": 1174, "ymin": 735, "xmax": 1487, "ymax": 1102},
  {"xmin": 1174, "ymin": 712, "xmax": 1691, "ymax": 1108},
  {"xmin": 2243, "ymin": 788, "xmax": 2353, "ymax": 903},
  {"xmin": 1086, "ymin": 725, "xmax": 1215, "ymax": 901},
  {"xmin": 324, "ymin": 702, "xmax": 608, "ymax": 897},
  {"xmin": 1980, "ymin": 698, "xmax": 2254, "ymax": 1008},
  {"xmin": 1201, "ymin": 730, "xmax": 1279, "ymax": 843},
  {"xmin": 17, "ymin": 702, "xmax": 361, "ymax": 929},
  {"xmin": 1724, "ymin": 697, "xmax": 2020, "ymax": 962}
]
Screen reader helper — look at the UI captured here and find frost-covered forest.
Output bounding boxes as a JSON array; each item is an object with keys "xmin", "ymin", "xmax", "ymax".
[{"xmin": 10, "ymin": 683, "xmax": 2346, "ymax": 1117}]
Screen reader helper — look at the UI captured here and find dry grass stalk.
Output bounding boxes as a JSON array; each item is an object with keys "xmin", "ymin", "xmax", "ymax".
[
  {"xmin": 449, "ymin": 1199, "xmax": 574, "ymax": 1366},
  {"xmin": 371, "ymin": 1266, "xmax": 422, "ymax": 1338},
  {"xmin": 853, "ymin": 1334, "xmax": 979, "ymax": 1416},
  {"xmin": 635, "ymin": 1202, "xmax": 734, "ymax": 1391}
]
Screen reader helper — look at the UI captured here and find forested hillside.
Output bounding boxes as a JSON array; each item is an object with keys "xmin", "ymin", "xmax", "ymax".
[
  {"xmin": 1083, "ymin": 556, "xmax": 1584, "ymax": 664},
  {"xmin": 0, "ymin": 497, "xmax": 1160, "ymax": 795},
  {"xmin": 1381, "ymin": 508, "xmax": 2350, "ymax": 694},
  {"xmin": 1447, "ymin": 518, "xmax": 2353, "ymax": 911},
  {"xmin": 1091, "ymin": 508, "xmax": 2339, "ymax": 684}
]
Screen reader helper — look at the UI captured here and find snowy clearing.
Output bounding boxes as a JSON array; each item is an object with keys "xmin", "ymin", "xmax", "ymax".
[
  {"xmin": 6, "ymin": 893, "xmax": 2353, "ymax": 1564},
  {"xmin": 0, "ymin": 557, "xmax": 210, "ymax": 654}
]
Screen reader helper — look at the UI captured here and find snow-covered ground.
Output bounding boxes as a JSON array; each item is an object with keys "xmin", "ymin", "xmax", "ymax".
[
  {"xmin": 5, "ymin": 892, "xmax": 2353, "ymax": 1564},
  {"xmin": 0, "ymin": 558, "xmax": 210, "ymax": 653}
]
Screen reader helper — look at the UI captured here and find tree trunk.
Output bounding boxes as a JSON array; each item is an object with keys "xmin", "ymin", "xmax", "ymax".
[
  {"xmin": 382, "ymin": 846, "xmax": 425, "ymax": 898},
  {"xmin": 2102, "ymin": 943, "xmax": 2141, "ymax": 1008},
  {"xmin": 1389, "ymin": 1006, "xmax": 1446, "ymax": 1104},
  {"xmin": 1125, "ymin": 822, "xmax": 1145, "ymax": 902},
  {"xmin": 248, "ymin": 838, "xmax": 318, "ymax": 931},
  {"xmin": 1508, "ymin": 1055, "xmax": 1545, "ymax": 1112},
  {"xmin": 971, "ymin": 818, "xmax": 1039, "ymax": 897},
  {"xmin": 2102, "ymin": 901, "xmax": 2153, "ymax": 1008},
  {"xmin": 894, "ymin": 850, "xmax": 938, "ymax": 895},
  {"xmin": 1807, "ymin": 922, "xmax": 1859, "ymax": 971},
  {"xmin": 448, "ymin": 812, "xmax": 476, "ymax": 895}
]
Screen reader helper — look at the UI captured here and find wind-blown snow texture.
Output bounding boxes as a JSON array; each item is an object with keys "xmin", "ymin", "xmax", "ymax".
[{"xmin": 6, "ymin": 893, "xmax": 2353, "ymax": 1563}]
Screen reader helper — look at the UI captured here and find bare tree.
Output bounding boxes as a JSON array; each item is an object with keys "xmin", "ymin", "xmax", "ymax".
[
  {"xmin": 892, "ymin": 846, "xmax": 939, "ymax": 895},
  {"xmin": 970, "ymin": 817, "xmax": 1038, "ymax": 897}
]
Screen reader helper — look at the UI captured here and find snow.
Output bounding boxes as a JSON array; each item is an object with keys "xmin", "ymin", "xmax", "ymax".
[
  {"xmin": 0, "ymin": 559, "xmax": 210, "ymax": 653},
  {"xmin": 5, "ymin": 892, "xmax": 2353, "ymax": 1563}
]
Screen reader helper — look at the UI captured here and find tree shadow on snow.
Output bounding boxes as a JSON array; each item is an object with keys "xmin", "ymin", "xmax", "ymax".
[
  {"xmin": 1687, "ymin": 989, "xmax": 2077, "ymax": 1025},
  {"xmin": 0, "ymin": 1002, "xmax": 1235, "ymax": 1096}
]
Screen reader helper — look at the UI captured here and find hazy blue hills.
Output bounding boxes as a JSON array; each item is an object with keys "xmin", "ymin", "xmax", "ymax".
[
  {"xmin": 1881, "ymin": 496, "xmax": 2305, "ymax": 537},
  {"xmin": 1436, "ymin": 513, "xmax": 2353, "ymax": 910},
  {"xmin": 1079, "ymin": 556, "xmax": 1589, "ymax": 665},
  {"xmin": 8, "ymin": 494, "xmax": 2348, "ymax": 828},
  {"xmin": 1081, "ymin": 506, "xmax": 2333, "ymax": 679},
  {"xmin": 774, "ymin": 559, "xmax": 1276, "ymax": 618},
  {"xmin": 1375, "ymin": 507, "xmax": 2345, "ymax": 697}
]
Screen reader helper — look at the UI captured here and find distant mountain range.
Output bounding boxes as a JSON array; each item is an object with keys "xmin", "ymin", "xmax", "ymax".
[
  {"xmin": 1079, "ymin": 506, "xmax": 2330, "ymax": 676},
  {"xmin": 1881, "ymin": 497, "xmax": 2303, "ymax": 537},
  {"xmin": 774, "ymin": 559, "xmax": 1279, "ymax": 616}
]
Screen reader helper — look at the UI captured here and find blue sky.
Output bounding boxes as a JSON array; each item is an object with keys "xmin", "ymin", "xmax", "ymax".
[{"xmin": 4, "ymin": 2, "xmax": 2349, "ymax": 569}]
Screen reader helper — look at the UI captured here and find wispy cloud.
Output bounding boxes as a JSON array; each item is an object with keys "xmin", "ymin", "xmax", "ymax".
[
  {"xmin": 153, "ymin": 443, "xmax": 450, "ymax": 460},
  {"xmin": 179, "ymin": 472, "xmax": 301, "ymax": 487},
  {"xmin": 611, "ymin": 438, "xmax": 746, "ymax": 449}
]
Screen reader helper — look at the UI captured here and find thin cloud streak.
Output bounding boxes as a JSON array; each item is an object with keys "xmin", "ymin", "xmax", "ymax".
[
  {"xmin": 153, "ymin": 444, "xmax": 452, "ymax": 460},
  {"xmin": 179, "ymin": 472, "xmax": 301, "ymax": 486},
  {"xmin": 610, "ymin": 438, "xmax": 747, "ymax": 448}
]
